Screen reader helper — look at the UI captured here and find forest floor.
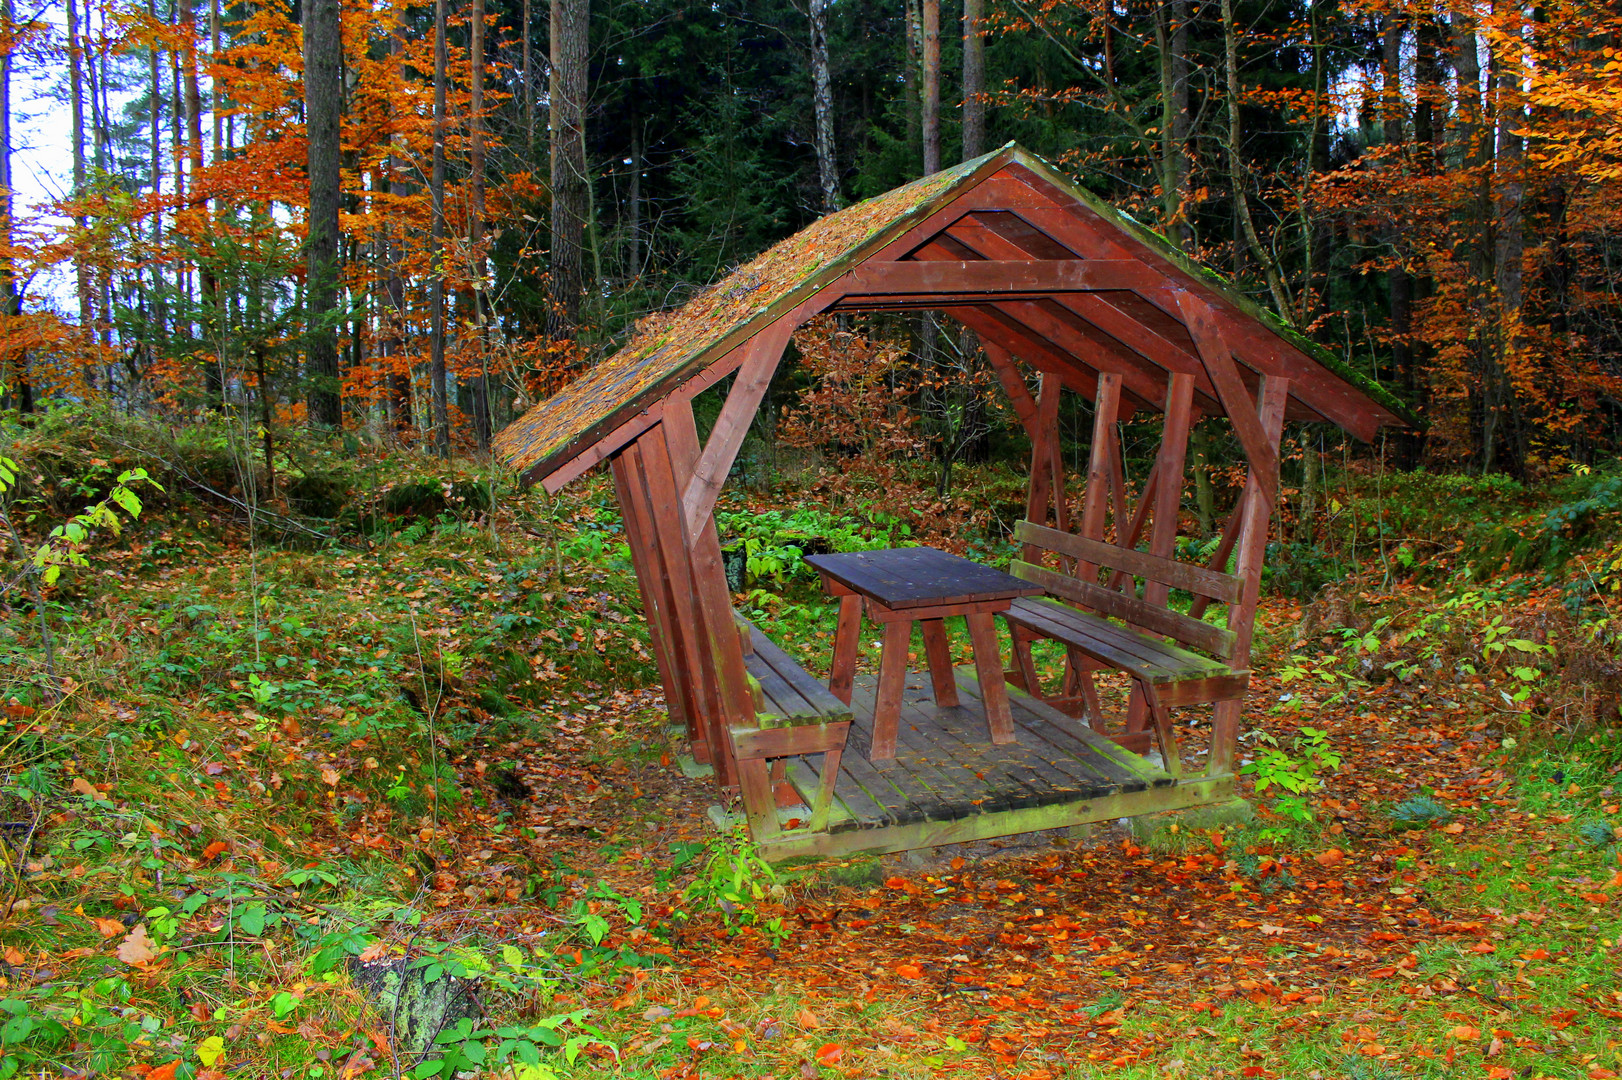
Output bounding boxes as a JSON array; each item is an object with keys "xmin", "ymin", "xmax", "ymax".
[{"xmin": 3, "ymin": 463, "xmax": 1621, "ymax": 1080}]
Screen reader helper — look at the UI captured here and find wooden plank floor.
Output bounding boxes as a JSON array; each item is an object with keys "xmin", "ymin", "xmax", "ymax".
[{"xmin": 783, "ymin": 667, "xmax": 1174, "ymax": 835}]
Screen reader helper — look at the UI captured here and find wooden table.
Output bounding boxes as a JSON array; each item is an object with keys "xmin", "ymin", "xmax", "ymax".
[{"xmin": 805, "ymin": 547, "xmax": 1043, "ymax": 762}]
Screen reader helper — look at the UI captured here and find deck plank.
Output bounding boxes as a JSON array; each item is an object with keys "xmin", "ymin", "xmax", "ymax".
[
  {"xmin": 848, "ymin": 684, "xmax": 985, "ymax": 820},
  {"xmin": 770, "ymin": 669, "xmax": 1177, "ymax": 835}
]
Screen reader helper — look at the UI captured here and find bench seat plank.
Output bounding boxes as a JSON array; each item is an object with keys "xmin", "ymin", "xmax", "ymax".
[
  {"xmin": 1004, "ymin": 596, "xmax": 1233, "ymax": 687},
  {"xmin": 740, "ymin": 622, "xmax": 853, "ymax": 724}
]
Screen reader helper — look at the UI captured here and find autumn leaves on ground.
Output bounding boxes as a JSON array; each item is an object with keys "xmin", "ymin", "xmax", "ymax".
[{"xmin": 3, "ymin": 418, "xmax": 1621, "ymax": 1080}]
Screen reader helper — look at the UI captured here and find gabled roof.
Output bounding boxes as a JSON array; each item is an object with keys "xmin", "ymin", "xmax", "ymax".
[{"xmin": 494, "ymin": 145, "xmax": 1416, "ymax": 488}]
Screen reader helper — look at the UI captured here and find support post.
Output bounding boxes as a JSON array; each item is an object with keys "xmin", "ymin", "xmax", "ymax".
[
  {"xmin": 1078, "ymin": 371, "xmax": 1122, "ymax": 576},
  {"xmin": 611, "ymin": 446, "xmax": 696, "ymax": 747},
  {"xmin": 635, "ymin": 428, "xmax": 727, "ymax": 768},
  {"xmin": 1209, "ymin": 375, "xmax": 1289, "ymax": 776},
  {"xmin": 662, "ymin": 398, "xmax": 758, "ymax": 789}
]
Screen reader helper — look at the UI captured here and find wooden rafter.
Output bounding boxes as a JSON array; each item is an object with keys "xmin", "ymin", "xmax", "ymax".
[
  {"xmin": 1178, "ymin": 292, "xmax": 1280, "ymax": 509},
  {"xmin": 681, "ymin": 319, "xmax": 793, "ymax": 541}
]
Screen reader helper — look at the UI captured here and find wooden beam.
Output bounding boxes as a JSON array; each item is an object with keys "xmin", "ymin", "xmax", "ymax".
[
  {"xmin": 681, "ymin": 320, "xmax": 793, "ymax": 541},
  {"xmin": 1144, "ymin": 372, "xmax": 1196, "ymax": 609},
  {"xmin": 662, "ymin": 399, "xmax": 759, "ymax": 791},
  {"xmin": 1022, "ymin": 376, "xmax": 1061, "ymax": 562},
  {"xmin": 754, "ymin": 775, "xmax": 1234, "ymax": 862},
  {"xmin": 943, "ymin": 305, "xmax": 1109, "ymax": 403},
  {"xmin": 983, "ymin": 341, "xmax": 1039, "ymax": 437},
  {"xmin": 612, "ymin": 445, "xmax": 699, "ymax": 751},
  {"xmin": 635, "ymin": 427, "xmax": 728, "ymax": 769},
  {"xmin": 1210, "ymin": 376, "xmax": 1289, "ymax": 776},
  {"xmin": 537, "ymin": 404, "xmax": 663, "ymax": 494},
  {"xmin": 1078, "ymin": 372, "xmax": 1122, "ymax": 577},
  {"xmin": 939, "ymin": 222, "xmax": 1208, "ymax": 382},
  {"xmin": 1178, "ymin": 291, "xmax": 1280, "ymax": 509},
  {"xmin": 843, "ymin": 259, "xmax": 1160, "ymax": 297},
  {"xmin": 1189, "ymin": 486, "xmax": 1249, "ymax": 621}
]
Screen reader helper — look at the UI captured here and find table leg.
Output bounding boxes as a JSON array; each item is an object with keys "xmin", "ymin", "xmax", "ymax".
[
  {"xmin": 871, "ymin": 619, "xmax": 913, "ymax": 761},
  {"xmin": 1007, "ymin": 622, "xmax": 1041, "ymax": 694},
  {"xmin": 919, "ymin": 619, "xmax": 959, "ymax": 708},
  {"xmin": 966, "ymin": 612, "xmax": 1015, "ymax": 745},
  {"xmin": 828, "ymin": 593, "xmax": 863, "ymax": 706}
]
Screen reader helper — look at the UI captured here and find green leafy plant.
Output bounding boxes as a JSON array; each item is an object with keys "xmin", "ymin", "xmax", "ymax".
[
  {"xmin": 681, "ymin": 827, "xmax": 788, "ymax": 943},
  {"xmin": 1242, "ymin": 727, "xmax": 1340, "ymax": 824}
]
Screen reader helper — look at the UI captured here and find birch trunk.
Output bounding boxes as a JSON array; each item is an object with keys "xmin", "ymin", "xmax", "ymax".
[{"xmin": 809, "ymin": 0, "xmax": 839, "ymax": 210}]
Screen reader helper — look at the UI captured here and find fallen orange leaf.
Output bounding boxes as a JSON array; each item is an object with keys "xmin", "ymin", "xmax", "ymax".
[{"xmin": 815, "ymin": 1043, "xmax": 843, "ymax": 1065}]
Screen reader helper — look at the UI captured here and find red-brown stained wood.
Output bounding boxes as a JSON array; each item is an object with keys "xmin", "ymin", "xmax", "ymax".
[
  {"xmin": 843, "ymin": 258, "xmax": 1159, "ymax": 295},
  {"xmin": 682, "ymin": 319, "xmax": 794, "ymax": 539},
  {"xmin": 1210, "ymin": 375, "xmax": 1289, "ymax": 775},
  {"xmin": 920, "ymin": 619, "xmax": 960, "ymax": 707},
  {"xmin": 1145, "ymin": 372, "xmax": 1196, "ymax": 610},
  {"xmin": 612, "ymin": 447, "xmax": 695, "ymax": 748}
]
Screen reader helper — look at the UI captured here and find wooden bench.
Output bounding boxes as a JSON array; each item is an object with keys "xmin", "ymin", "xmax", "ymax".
[
  {"xmin": 1001, "ymin": 520, "xmax": 1250, "ymax": 775},
  {"xmin": 727, "ymin": 614, "xmax": 852, "ymax": 835}
]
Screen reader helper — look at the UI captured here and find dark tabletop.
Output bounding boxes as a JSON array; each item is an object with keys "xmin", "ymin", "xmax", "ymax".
[{"xmin": 804, "ymin": 547, "xmax": 1043, "ymax": 610}]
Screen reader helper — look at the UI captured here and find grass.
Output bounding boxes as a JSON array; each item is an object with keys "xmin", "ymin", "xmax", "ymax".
[{"xmin": 6, "ymin": 443, "xmax": 1622, "ymax": 1079}]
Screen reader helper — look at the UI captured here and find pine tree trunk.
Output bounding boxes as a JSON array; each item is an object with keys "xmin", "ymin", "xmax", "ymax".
[
  {"xmin": 960, "ymin": 0, "xmax": 984, "ymax": 159},
  {"xmin": 921, "ymin": 0, "xmax": 940, "ymax": 174},
  {"xmin": 548, "ymin": 0, "xmax": 589, "ymax": 338},
  {"xmin": 431, "ymin": 0, "xmax": 449, "ymax": 455},
  {"xmin": 809, "ymin": 0, "xmax": 839, "ymax": 210},
  {"xmin": 303, "ymin": 0, "xmax": 342, "ymax": 427}
]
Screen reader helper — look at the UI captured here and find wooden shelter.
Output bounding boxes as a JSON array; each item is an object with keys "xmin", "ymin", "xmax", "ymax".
[{"xmin": 493, "ymin": 145, "xmax": 1413, "ymax": 860}]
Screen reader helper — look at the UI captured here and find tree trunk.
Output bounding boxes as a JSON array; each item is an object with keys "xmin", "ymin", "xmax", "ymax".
[
  {"xmin": 170, "ymin": 0, "xmax": 188, "ymax": 344},
  {"xmin": 303, "ymin": 0, "xmax": 342, "ymax": 428},
  {"xmin": 523, "ymin": 0, "xmax": 535, "ymax": 158},
  {"xmin": 548, "ymin": 0, "xmax": 589, "ymax": 338},
  {"xmin": 186, "ymin": 1, "xmax": 220, "ymax": 404},
  {"xmin": 627, "ymin": 121, "xmax": 643, "ymax": 277},
  {"xmin": 431, "ymin": 0, "xmax": 449, "ymax": 455},
  {"xmin": 1382, "ymin": 13, "xmax": 1413, "ymax": 435},
  {"xmin": 386, "ymin": 7, "xmax": 410, "ymax": 433},
  {"xmin": 1219, "ymin": 0, "xmax": 1291, "ymax": 317},
  {"xmin": 809, "ymin": 0, "xmax": 839, "ymax": 210},
  {"xmin": 67, "ymin": 0, "xmax": 94, "ymax": 389},
  {"xmin": 920, "ymin": 0, "xmax": 940, "ymax": 174},
  {"xmin": 1451, "ymin": 8, "xmax": 1497, "ymax": 470},
  {"xmin": 1, "ymin": 0, "xmax": 28, "ymax": 411},
  {"xmin": 1491, "ymin": 0, "xmax": 1525, "ymax": 472},
  {"xmin": 960, "ymin": 0, "xmax": 985, "ymax": 159},
  {"xmin": 903, "ymin": 0, "xmax": 919, "ymax": 170},
  {"xmin": 146, "ymin": 0, "xmax": 164, "ymax": 358},
  {"xmin": 1153, "ymin": 0, "xmax": 1191, "ymax": 247},
  {"xmin": 469, "ymin": 0, "xmax": 491, "ymax": 449}
]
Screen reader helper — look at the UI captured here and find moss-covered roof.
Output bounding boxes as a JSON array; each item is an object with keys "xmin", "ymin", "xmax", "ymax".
[{"xmin": 494, "ymin": 145, "xmax": 1416, "ymax": 486}]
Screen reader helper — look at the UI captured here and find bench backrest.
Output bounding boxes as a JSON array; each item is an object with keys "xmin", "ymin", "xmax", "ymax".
[{"xmin": 1012, "ymin": 520, "xmax": 1239, "ymax": 662}]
